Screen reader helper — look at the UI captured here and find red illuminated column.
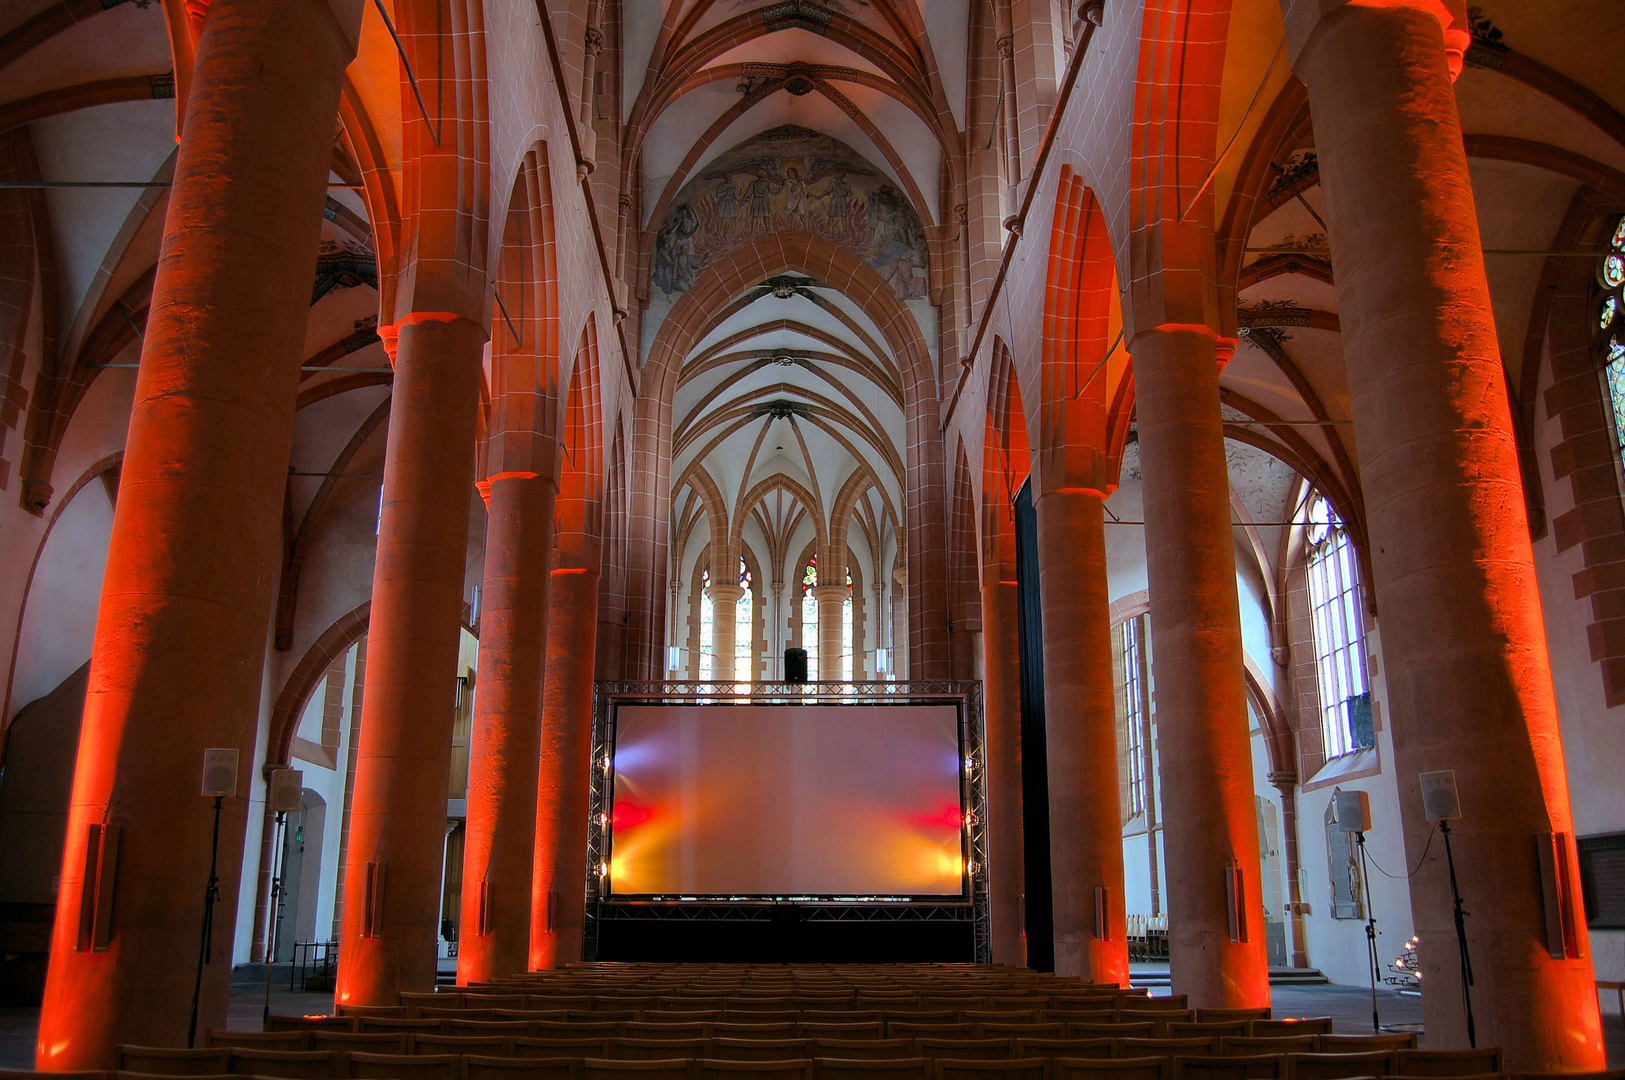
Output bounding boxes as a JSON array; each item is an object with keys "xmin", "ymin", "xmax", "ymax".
[
  {"xmin": 336, "ymin": 313, "xmax": 485, "ymax": 1006},
  {"xmin": 708, "ymin": 582, "xmax": 744, "ymax": 683},
  {"xmin": 979, "ymin": 573, "xmax": 1026, "ymax": 966},
  {"xmin": 814, "ymin": 583, "xmax": 848, "ymax": 680},
  {"xmin": 1034, "ymin": 488, "xmax": 1129, "ymax": 983},
  {"xmin": 530, "ymin": 564, "xmax": 602, "ymax": 968},
  {"xmin": 457, "ymin": 471, "xmax": 557, "ymax": 984},
  {"xmin": 1285, "ymin": 0, "xmax": 1603, "ymax": 1063},
  {"xmin": 1131, "ymin": 326, "xmax": 1269, "ymax": 1009},
  {"xmin": 34, "ymin": 0, "xmax": 358, "ymax": 1066}
]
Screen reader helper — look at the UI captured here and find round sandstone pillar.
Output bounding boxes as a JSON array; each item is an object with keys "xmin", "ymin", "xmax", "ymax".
[
  {"xmin": 34, "ymin": 0, "xmax": 358, "ymax": 1065},
  {"xmin": 1287, "ymin": 1, "xmax": 1603, "ymax": 1063},
  {"xmin": 457, "ymin": 471, "xmax": 557, "ymax": 984},
  {"xmin": 814, "ymin": 583, "xmax": 848, "ymax": 680},
  {"xmin": 530, "ymin": 566, "xmax": 602, "ymax": 968},
  {"xmin": 980, "ymin": 573, "xmax": 1026, "ymax": 966},
  {"xmin": 708, "ymin": 581, "xmax": 744, "ymax": 683},
  {"xmin": 336, "ymin": 313, "xmax": 486, "ymax": 1006},
  {"xmin": 1130, "ymin": 325, "xmax": 1269, "ymax": 1008},
  {"xmin": 1034, "ymin": 487, "xmax": 1129, "ymax": 984}
]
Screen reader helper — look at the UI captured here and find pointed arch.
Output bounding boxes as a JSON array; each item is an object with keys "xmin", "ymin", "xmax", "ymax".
[
  {"xmin": 949, "ymin": 439, "xmax": 981, "ymax": 681},
  {"xmin": 557, "ymin": 315, "xmax": 605, "ymax": 569}
]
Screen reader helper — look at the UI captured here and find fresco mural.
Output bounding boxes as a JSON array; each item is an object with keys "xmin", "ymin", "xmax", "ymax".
[{"xmin": 652, "ymin": 126, "xmax": 929, "ymax": 301}]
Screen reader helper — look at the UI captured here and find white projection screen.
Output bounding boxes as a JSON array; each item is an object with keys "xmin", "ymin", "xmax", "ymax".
[{"xmin": 606, "ymin": 703, "xmax": 966, "ymax": 897}]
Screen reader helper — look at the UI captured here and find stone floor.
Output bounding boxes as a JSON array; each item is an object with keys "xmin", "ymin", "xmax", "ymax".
[{"xmin": 0, "ymin": 973, "xmax": 1619, "ymax": 1070}]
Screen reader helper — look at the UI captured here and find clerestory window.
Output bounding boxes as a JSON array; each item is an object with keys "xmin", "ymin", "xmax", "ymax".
[{"xmin": 1305, "ymin": 494, "xmax": 1372, "ymax": 759}]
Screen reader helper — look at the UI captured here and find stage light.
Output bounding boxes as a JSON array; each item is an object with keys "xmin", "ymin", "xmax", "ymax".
[
  {"xmin": 602, "ymin": 755, "xmax": 612, "ymax": 770},
  {"xmin": 964, "ymin": 756, "xmax": 976, "ymax": 772},
  {"xmin": 599, "ymin": 812, "xmax": 609, "ymax": 826},
  {"xmin": 597, "ymin": 862, "xmax": 608, "ymax": 877},
  {"xmin": 963, "ymin": 812, "xmax": 977, "ymax": 827}
]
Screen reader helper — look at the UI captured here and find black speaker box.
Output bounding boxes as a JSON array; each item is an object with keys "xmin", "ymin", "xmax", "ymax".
[{"xmin": 785, "ymin": 647, "xmax": 808, "ymax": 683}]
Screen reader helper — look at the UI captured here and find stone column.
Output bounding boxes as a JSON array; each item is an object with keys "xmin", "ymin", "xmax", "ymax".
[
  {"xmin": 1284, "ymin": 1, "xmax": 1603, "ymax": 1063},
  {"xmin": 530, "ymin": 565, "xmax": 602, "ymax": 968},
  {"xmin": 980, "ymin": 572, "xmax": 1026, "ymax": 966},
  {"xmin": 335, "ymin": 312, "xmax": 485, "ymax": 1006},
  {"xmin": 34, "ymin": 0, "xmax": 358, "ymax": 1066},
  {"xmin": 1131, "ymin": 325, "xmax": 1269, "ymax": 1008},
  {"xmin": 708, "ymin": 582, "xmax": 744, "ymax": 683},
  {"xmin": 814, "ymin": 583, "xmax": 848, "ymax": 680},
  {"xmin": 1271, "ymin": 776, "xmax": 1309, "ymax": 970},
  {"xmin": 457, "ymin": 471, "xmax": 557, "ymax": 984},
  {"xmin": 1033, "ymin": 488, "xmax": 1129, "ymax": 983}
]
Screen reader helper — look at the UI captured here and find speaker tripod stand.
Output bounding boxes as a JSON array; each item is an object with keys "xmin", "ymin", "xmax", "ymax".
[{"xmin": 187, "ymin": 794, "xmax": 225, "ymax": 1049}]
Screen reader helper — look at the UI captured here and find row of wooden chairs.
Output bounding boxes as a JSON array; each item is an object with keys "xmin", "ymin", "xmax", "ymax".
[{"xmin": 404, "ymin": 996, "xmax": 1156, "ymax": 1015}]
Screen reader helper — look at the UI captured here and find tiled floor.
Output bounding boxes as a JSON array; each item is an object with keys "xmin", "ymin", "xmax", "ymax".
[{"xmin": 0, "ymin": 974, "xmax": 1618, "ymax": 1070}]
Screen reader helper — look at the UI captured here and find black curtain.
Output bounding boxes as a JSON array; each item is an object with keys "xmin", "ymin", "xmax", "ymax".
[{"xmin": 1013, "ymin": 479, "xmax": 1054, "ymax": 971}]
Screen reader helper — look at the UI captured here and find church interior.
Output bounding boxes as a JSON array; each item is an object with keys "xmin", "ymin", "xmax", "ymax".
[{"xmin": 0, "ymin": 0, "xmax": 1622, "ymax": 1073}]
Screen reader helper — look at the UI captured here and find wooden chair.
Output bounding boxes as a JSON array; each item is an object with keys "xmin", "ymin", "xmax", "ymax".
[
  {"xmin": 577, "ymin": 1012, "xmax": 642, "ymax": 1024},
  {"xmin": 426, "ymin": 1009, "xmax": 497, "ymax": 1021},
  {"xmin": 1118, "ymin": 1014, "xmax": 1192, "ymax": 1038},
  {"xmin": 451, "ymin": 1022, "xmax": 534, "ymax": 1038},
  {"xmin": 1068, "ymin": 1025, "xmax": 1154, "ymax": 1041},
  {"xmin": 116, "ymin": 1048, "xmax": 230, "ymax": 1076},
  {"xmin": 400, "ymin": 991, "xmax": 449, "ymax": 1014},
  {"xmin": 1167, "ymin": 1025, "xmax": 1249, "ymax": 1040},
  {"xmin": 0, "ymin": 1070, "xmax": 106, "ymax": 1080},
  {"xmin": 709, "ymin": 1041, "xmax": 812, "ymax": 1063},
  {"xmin": 359, "ymin": 1018, "xmax": 445, "ymax": 1036},
  {"xmin": 802, "ymin": 1013, "xmax": 883, "ymax": 1026},
  {"xmin": 1510, "ymin": 1072, "xmax": 1625, "ymax": 1080},
  {"xmin": 1120, "ymin": 1040, "xmax": 1219, "ymax": 1058},
  {"xmin": 460, "ymin": 1055, "xmax": 580, "ymax": 1080},
  {"xmin": 308, "ymin": 1033, "xmax": 408, "ymax": 1054},
  {"xmin": 1053, "ymin": 1057, "xmax": 1169, "ymax": 1080},
  {"xmin": 1316, "ymin": 1038, "xmax": 1415, "ymax": 1055},
  {"xmin": 1194, "ymin": 1012, "xmax": 1270, "ymax": 1026},
  {"xmin": 888, "ymin": 1025, "xmax": 974, "ymax": 1041},
  {"xmin": 1287, "ymin": 1051, "xmax": 1398, "ymax": 1079},
  {"xmin": 1393, "ymin": 1050, "xmax": 1504, "ymax": 1077},
  {"xmin": 206, "ymin": 1032, "xmax": 310, "ymax": 1051},
  {"xmin": 800, "ymin": 1024, "xmax": 884, "ymax": 1042},
  {"xmin": 528, "ymin": 997, "xmax": 595, "ymax": 1013},
  {"xmin": 413, "ymin": 1034, "xmax": 513, "ymax": 1056},
  {"xmin": 910, "ymin": 1040, "xmax": 1012, "ymax": 1062},
  {"xmin": 979, "ymin": 1023, "xmax": 1064, "ymax": 1041},
  {"xmin": 651, "ymin": 1014, "xmax": 724, "ymax": 1026},
  {"xmin": 696, "ymin": 1063, "xmax": 814, "ymax": 1080},
  {"xmin": 337, "ymin": 1006, "xmax": 410, "ymax": 1020},
  {"xmin": 881, "ymin": 1013, "xmax": 957, "ymax": 1026},
  {"xmin": 932, "ymin": 1059, "xmax": 1046, "ymax": 1080},
  {"xmin": 715, "ymin": 1026, "xmax": 797, "ymax": 1042},
  {"xmin": 809, "ymin": 1041, "xmax": 914, "ymax": 1061},
  {"xmin": 536, "ymin": 1023, "xmax": 624, "ymax": 1042},
  {"xmin": 1216, "ymin": 1038, "xmax": 1315, "ymax": 1058},
  {"xmin": 961, "ymin": 1010, "xmax": 1038, "ymax": 1025},
  {"xmin": 623, "ymin": 1025, "xmax": 711, "ymax": 1041},
  {"xmin": 346, "ymin": 1052, "xmax": 459, "ymax": 1080},
  {"xmin": 1129, "ymin": 999, "xmax": 1189, "ymax": 1013},
  {"xmin": 1016, "ymin": 1039, "xmax": 1116, "ymax": 1061},
  {"xmin": 582, "ymin": 1061, "xmax": 696, "ymax": 1080},
  {"xmin": 1171, "ymin": 1055, "xmax": 1285, "ymax": 1080},
  {"xmin": 1249, "ymin": 1023, "xmax": 1331, "ymax": 1040},
  {"xmin": 727, "ymin": 1000, "xmax": 792, "ymax": 1013},
  {"xmin": 266, "ymin": 1017, "xmax": 351, "ymax": 1034},
  {"xmin": 224, "ymin": 1049, "xmax": 335, "ymax": 1079},
  {"xmin": 464, "ymin": 996, "xmax": 528, "ymax": 1011},
  {"xmin": 812, "ymin": 1059, "xmax": 930, "ymax": 1080},
  {"xmin": 512, "ymin": 1038, "xmax": 613, "ymax": 1060},
  {"xmin": 610, "ymin": 1039, "xmax": 712, "ymax": 1062}
]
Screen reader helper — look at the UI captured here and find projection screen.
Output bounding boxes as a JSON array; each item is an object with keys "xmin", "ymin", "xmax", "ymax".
[{"xmin": 606, "ymin": 703, "xmax": 966, "ymax": 897}]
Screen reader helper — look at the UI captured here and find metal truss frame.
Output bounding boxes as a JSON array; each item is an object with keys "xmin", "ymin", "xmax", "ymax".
[{"xmin": 583, "ymin": 680, "xmax": 988, "ymax": 963}]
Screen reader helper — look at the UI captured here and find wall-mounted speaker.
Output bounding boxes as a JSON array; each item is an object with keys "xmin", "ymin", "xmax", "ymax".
[
  {"xmin": 200, "ymin": 748, "xmax": 239, "ymax": 797},
  {"xmin": 785, "ymin": 647, "xmax": 808, "ymax": 684},
  {"xmin": 269, "ymin": 769, "xmax": 304, "ymax": 813},
  {"xmin": 1419, "ymin": 770, "xmax": 1462, "ymax": 823},
  {"xmin": 1334, "ymin": 789, "xmax": 1372, "ymax": 834}
]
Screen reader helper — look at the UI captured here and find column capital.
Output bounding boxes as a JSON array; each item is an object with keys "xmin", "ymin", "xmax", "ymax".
[
  {"xmin": 1281, "ymin": 0, "xmax": 1470, "ymax": 82},
  {"xmin": 707, "ymin": 582, "xmax": 746, "ymax": 604},
  {"xmin": 811, "ymin": 583, "xmax": 849, "ymax": 604}
]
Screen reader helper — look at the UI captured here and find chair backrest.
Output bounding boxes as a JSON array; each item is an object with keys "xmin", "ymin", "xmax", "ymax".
[
  {"xmin": 513, "ymin": 1038, "xmax": 612, "ymax": 1059},
  {"xmin": 310, "ymin": 1033, "xmax": 409, "ymax": 1054},
  {"xmin": 809, "ymin": 1041, "xmax": 915, "ymax": 1061},
  {"xmin": 659, "ymin": 997, "xmax": 725, "ymax": 1011},
  {"xmin": 266, "ymin": 1016, "xmax": 351, "ymax": 1034},
  {"xmin": 537, "ymin": 1023, "xmax": 623, "ymax": 1040},
  {"xmin": 1193, "ymin": 1011, "xmax": 1270, "ymax": 1025},
  {"xmin": 978, "ymin": 1023, "xmax": 1063, "ymax": 1040},
  {"xmin": 1394, "ymin": 1049, "xmax": 1504, "ymax": 1077},
  {"xmin": 1129, "ymin": 998, "xmax": 1188, "ymax": 1012},
  {"xmin": 338, "ymin": 1005, "xmax": 409, "ymax": 1020},
  {"xmin": 578, "ymin": 1011, "xmax": 642, "ymax": 1024},
  {"xmin": 1015, "ymin": 1038, "xmax": 1115, "ymax": 1061},
  {"xmin": 910, "ymin": 1040, "xmax": 1012, "ymax": 1062},
  {"xmin": 728, "ymin": 999, "xmax": 792, "ymax": 1012},
  {"xmin": 624, "ymin": 1025, "xmax": 711, "ymax": 1041},
  {"xmin": 414, "ymin": 1035, "xmax": 512, "ymax": 1055},
  {"xmin": 1286, "ymin": 1050, "xmax": 1398, "ymax": 1080},
  {"xmin": 116, "ymin": 1047, "xmax": 231, "ymax": 1075},
  {"xmin": 346, "ymin": 1052, "xmax": 459, "ymax": 1080},
  {"xmin": 653, "ymin": 1013, "xmax": 724, "ymax": 1025},
  {"xmin": 582, "ymin": 1061, "xmax": 696, "ymax": 1080},
  {"xmin": 451, "ymin": 1022, "xmax": 534, "ymax": 1037},
  {"xmin": 888, "ymin": 1025, "xmax": 975, "ymax": 1040},
  {"xmin": 960, "ymin": 1010, "xmax": 1037, "ymax": 1024},
  {"xmin": 933, "ymin": 1059, "xmax": 1046, "ymax": 1080},
  {"xmin": 465, "ymin": 996, "xmax": 528, "ymax": 1011},
  {"xmin": 1053, "ymin": 1056, "xmax": 1169, "ymax": 1080},
  {"xmin": 611, "ymin": 1039, "xmax": 713, "ymax": 1061},
  {"xmin": 799, "ymin": 1025, "xmax": 883, "ymax": 1041},
  {"xmin": 696, "ymin": 1062, "xmax": 814, "ymax": 1080},
  {"xmin": 716, "ymin": 1025, "xmax": 797, "ymax": 1042},
  {"xmin": 1168, "ymin": 1024, "xmax": 1249, "ymax": 1039},
  {"xmin": 225, "ymin": 1049, "xmax": 336, "ymax": 1080},
  {"xmin": 1216, "ymin": 1037, "xmax": 1316, "ymax": 1057},
  {"xmin": 1170, "ymin": 1054, "xmax": 1285, "ymax": 1080},
  {"xmin": 1069, "ymin": 1024, "xmax": 1153, "ymax": 1040},
  {"xmin": 206, "ymin": 1031, "xmax": 310, "ymax": 1051},
  {"xmin": 811, "ymin": 1059, "xmax": 930, "ymax": 1080},
  {"xmin": 359, "ymin": 1018, "xmax": 445, "ymax": 1035},
  {"xmin": 710, "ymin": 1041, "xmax": 813, "ymax": 1062},
  {"xmin": 803, "ymin": 1013, "xmax": 882, "ymax": 1026},
  {"xmin": 1120, "ymin": 1039, "xmax": 1218, "ymax": 1057},
  {"xmin": 460, "ymin": 1054, "xmax": 580, "ymax": 1080},
  {"xmin": 1248, "ymin": 1021, "xmax": 1332, "ymax": 1039},
  {"xmin": 1318, "ymin": 1036, "xmax": 1416, "ymax": 1054},
  {"xmin": 881, "ymin": 1013, "xmax": 956, "ymax": 1026}
]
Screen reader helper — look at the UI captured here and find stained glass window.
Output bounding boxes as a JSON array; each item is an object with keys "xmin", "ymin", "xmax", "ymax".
[
  {"xmin": 698, "ymin": 567, "xmax": 714, "ymax": 680},
  {"xmin": 801, "ymin": 556, "xmax": 819, "ymax": 678},
  {"xmin": 1304, "ymin": 495, "xmax": 1371, "ymax": 760},
  {"xmin": 735, "ymin": 556, "xmax": 752, "ymax": 685},
  {"xmin": 842, "ymin": 569, "xmax": 854, "ymax": 682},
  {"xmin": 1601, "ymin": 216, "xmax": 1625, "ymax": 472},
  {"xmin": 1120, "ymin": 615, "xmax": 1149, "ymax": 816}
]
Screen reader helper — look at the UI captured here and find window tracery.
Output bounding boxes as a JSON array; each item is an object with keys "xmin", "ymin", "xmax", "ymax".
[
  {"xmin": 1598, "ymin": 217, "xmax": 1625, "ymax": 466},
  {"xmin": 1305, "ymin": 494, "xmax": 1372, "ymax": 759}
]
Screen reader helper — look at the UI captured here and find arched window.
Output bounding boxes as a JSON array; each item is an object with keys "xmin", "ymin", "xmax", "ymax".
[
  {"xmin": 801, "ymin": 556, "xmax": 819, "ymax": 677},
  {"xmin": 735, "ymin": 556, "xmax": 753, "ymax": 685},
  {"xmin": 698, "ymin": 567, "xmax": 714, "ymax": 681},
  {"xmin": 1597, "ymin": 217, "xmax": 1625, "ymax": 464},
  {"xmin": 1305, "ymin": 494, "xmax": 1372, "ymax": 759},
  {"xmin": 841, "ymin": 568, "xmax": 854, "ymax": 682}
]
